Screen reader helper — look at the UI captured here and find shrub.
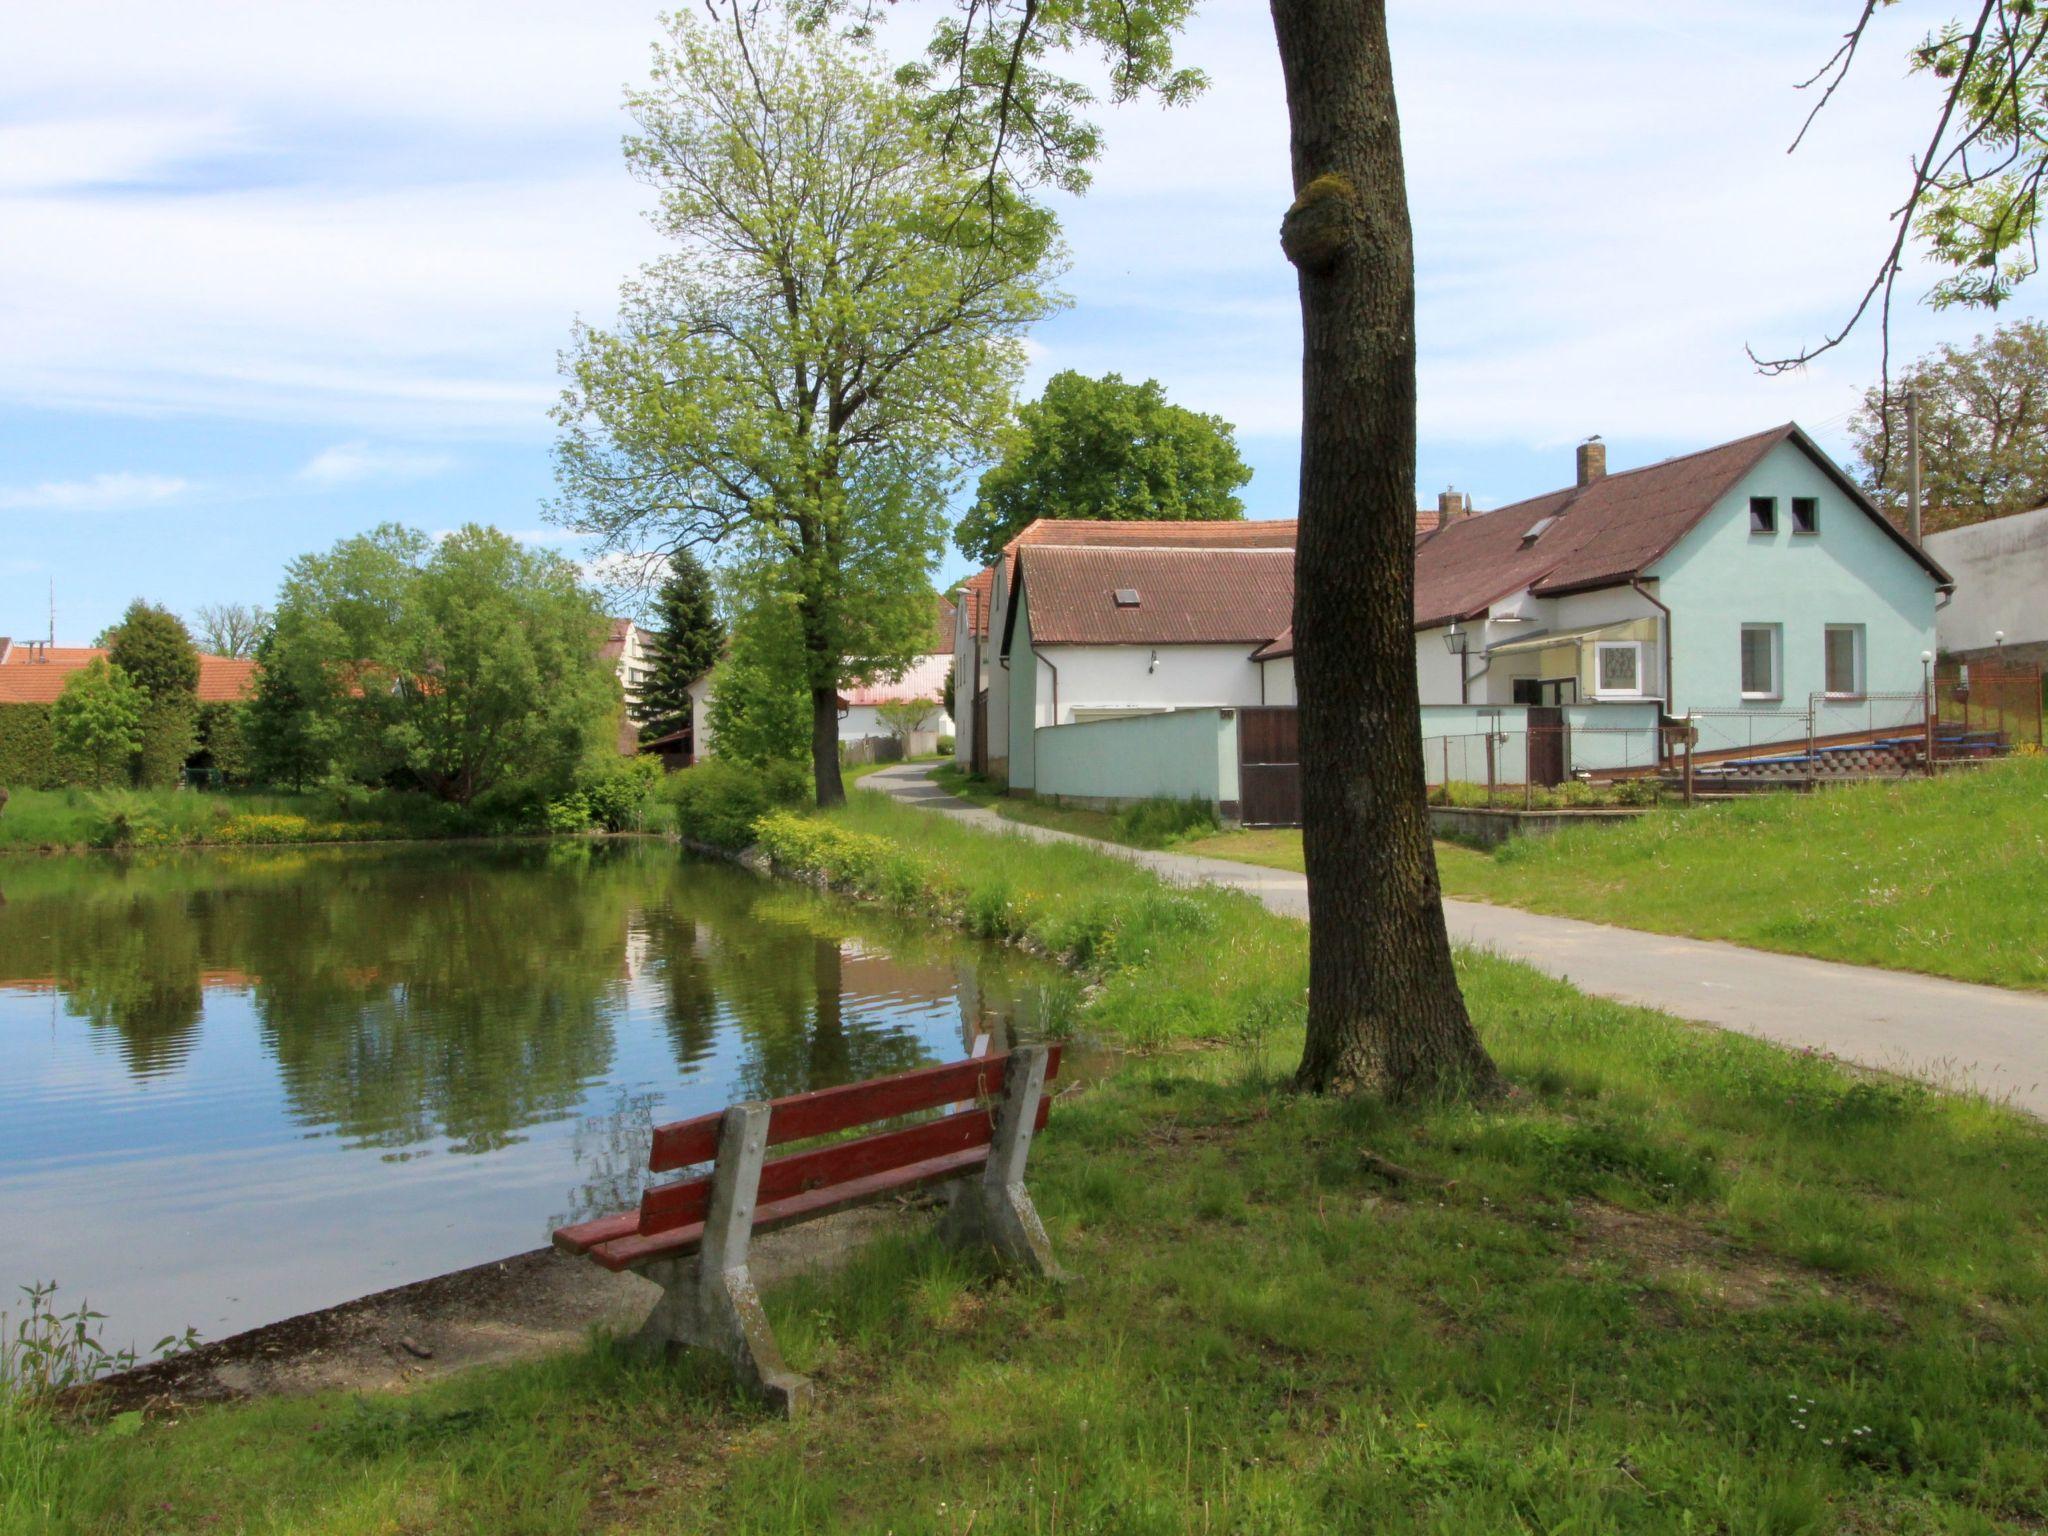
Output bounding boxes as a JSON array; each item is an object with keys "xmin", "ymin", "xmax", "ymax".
[
  {"xmin": 663, "ymin": 757, "xmax": 810, "ymax": 849},
  {"xmin": 1112, "ymin": 794, "xmax": 1220, "ymax": 847},
  {"xmin": 577, "ymin": 754, "xmax": 664, "ymax": 831},
  {"xmin": 134, "ymin": 696, "xmax": 199, "ymax": 789},
  {"xmin": 0, "ymin": 704, "xmax": 59, "ymax": 791},
  {"xmin": 543, "ymin": 794, "xmax": 592, "ymax": 833},
  {"xmin": 936, "ymin": 735, "xmax": 955, "ymax": 755},
  {"xmin": 752, "ymin": 810, "xmax": 895, "ymax": 885}
]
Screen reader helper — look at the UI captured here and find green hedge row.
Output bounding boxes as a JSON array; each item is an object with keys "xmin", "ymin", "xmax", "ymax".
[{"xmin": 0, "ymin": 704, "xmax": 60, "ymax": 790}]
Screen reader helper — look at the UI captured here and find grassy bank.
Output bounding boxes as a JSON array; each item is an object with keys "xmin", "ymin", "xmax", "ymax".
[
  {"xmin": 13, "ymin": 785, "xmax": 2048, "ymax": 1530},
  {"xmin": 0, "ymin": 785, "xmax": 505, "ymax": 852},
  {"xmin": 930, "ymin": 764, "xmax": 1221, "ymax": 849},
  {"xmin": 1184, "ymin": 758, "xmax": 2048, "ymax": 992}
]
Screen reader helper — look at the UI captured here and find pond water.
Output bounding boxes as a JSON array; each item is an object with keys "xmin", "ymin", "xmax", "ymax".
[{"xmin": 0, "ymin": 841, "xmax": 1075, "ymax": 1353}]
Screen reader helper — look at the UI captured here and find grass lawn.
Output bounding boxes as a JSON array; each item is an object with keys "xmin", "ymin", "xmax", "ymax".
[
  {"xmin": 0, "ymin": 785, "xmax": 490, "ymax": 853},
  {"xmin": 1184, "ymin": 759, "xmax": 2048, "ymax": 993},
  {"xmin": 11, "ymin": 791, "xmax": 2048, "ymax": 1532}
]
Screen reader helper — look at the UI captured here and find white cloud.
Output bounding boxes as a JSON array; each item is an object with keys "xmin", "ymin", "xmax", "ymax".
[
  {"xmin": 299, "ymin": 442, "xmax": 457, "ymax": 487},
  {"xmin": 0, "ymin": 473, "xmax": 190, "ymax": 512}
]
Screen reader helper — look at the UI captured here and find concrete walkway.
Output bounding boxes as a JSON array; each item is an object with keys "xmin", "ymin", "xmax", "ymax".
[{"xmin": 865, "ymin": 762, "xmax": 2048, "ymax": 1115}]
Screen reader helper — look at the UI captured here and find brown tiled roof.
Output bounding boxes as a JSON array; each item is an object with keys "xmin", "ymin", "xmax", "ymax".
[
  {"xmin": 1010, "ymin": 546, "xmax": 1295, "ymax": 648},
  {"xmin": 930, "ymin": 595, "xmax": 956, "ymax": 654},
  {"xmin": 0, "ymin": 647, "xmax": 257, "ymax": 705},
  {"xmin": 963, "ymin": 518, "xmax": 1298, "ymax": 638},
  {"xmin": 1412, "ymin": 423, "xmax": 1951, "ymax": 629},
  {"xmin": 1252, "ymin": 627, "xmax": 1293, "ymax": 661},
  {"xmin": 598, "ymin": 617, "xmax": 633, "ymax": 662},
  {"xmin": 1414, "ymin": 509, "xmax": 1443, "ymax": 538}
]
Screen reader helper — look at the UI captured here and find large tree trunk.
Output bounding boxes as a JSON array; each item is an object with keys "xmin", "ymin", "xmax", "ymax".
[
  {"xmin": 811, "ymin": 686, "xmax": 846, "ymax": 808},
  {"xmin": 1270, "ymin": 0, "xmax": 1500, "ymax": 1099}
]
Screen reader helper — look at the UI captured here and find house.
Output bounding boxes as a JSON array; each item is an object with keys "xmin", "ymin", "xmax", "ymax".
[
  {"xmin": 599, "ymin": 619, "xmax": 658, "ymax": 756},
  {"xmin": 1926, "ymin": 505, "xmax": 2048, "ymax": 666},
  {"xmin": 0, "ymin": 640, "xmax": 258, "ymax": 704},
  {"xmin": 952, "ymin": 519, "xmax": 1301, "ymax": 778},
  {"xmin": 972, "ymin": 424, "xmax": 1953, "ymax": 817},
  {"xmin": 1396, "ymin": 425, "xmax": 1952, "ymax": 758}
]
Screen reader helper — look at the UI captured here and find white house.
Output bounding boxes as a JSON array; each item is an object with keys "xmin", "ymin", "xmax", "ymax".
[
  {"xmin": 967, "ymin": 424, "xmax": 1954, "ymax": 816},
  {"xmin": 1926, "ymin": 504, "xmax": 2048, "ymax": 667}
]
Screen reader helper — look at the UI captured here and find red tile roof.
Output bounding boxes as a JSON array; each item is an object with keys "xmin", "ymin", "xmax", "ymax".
[
  {"xmin": 598, "ymin": 617, "xmax": 634, "ymax": 662},
  {"xmin": 0, "ymin": 647, "xmax": 257, "ymax": 705},
  {"xmin": 962, "ymin": 518, "xmax": 1299, "ymax": 638},
  {"xmin": 1411, "ymin": 423, "xmax": 1951, "ymax": 629},
  {"xmin": 1010, "ymin": 546, "xmax": 1295, "ymax": 647}
]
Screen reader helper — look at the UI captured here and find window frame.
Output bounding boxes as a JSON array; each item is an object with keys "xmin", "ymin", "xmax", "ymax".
[
  {"xmin": 1790, "ymin": 496, "xmax": 1820, "ymax": 535},
  {"xmin": 1591, "ymin": 640, "xmax": 1646, "ymax": 699},
  {"xmin": 1823, "ymin": 623, "xmax": 1865, "ymax": 699},
  {"xmin": 1739, "ymin": 623, "xmax": 1782, "ymax": 700},
  {"xmin": 1749, "ymin": 496, "xmax": 1778, "ymax": 534}
]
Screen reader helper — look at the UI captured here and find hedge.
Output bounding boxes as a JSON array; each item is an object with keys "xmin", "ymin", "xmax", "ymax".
[{"xmin": 0, "ymin": 704, "xmax": 60, "ymax": 790}]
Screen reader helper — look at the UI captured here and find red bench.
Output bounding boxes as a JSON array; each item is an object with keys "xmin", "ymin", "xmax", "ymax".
[{"xmin": 553, "ymin": 1041, "xmax": 1063, "ymax": 1413}]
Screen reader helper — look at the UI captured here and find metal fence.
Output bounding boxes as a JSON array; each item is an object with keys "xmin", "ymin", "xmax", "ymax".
[{"xmin": 1935, "ymin": 664, "xmax": 2045, "ymax": 748}]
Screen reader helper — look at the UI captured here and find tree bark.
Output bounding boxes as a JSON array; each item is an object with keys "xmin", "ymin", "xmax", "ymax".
[
  {"xmin": 1270, "ymin": 0, "xmax": 1500, "ymax": 1100},
  {"xmin": 811, "ymin": 685, "xmax": 846, "ymax": 808}
]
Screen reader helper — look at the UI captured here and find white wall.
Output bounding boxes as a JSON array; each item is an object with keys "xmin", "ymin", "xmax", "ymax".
[
  {"xmin": 688, "ymin": 673, "xmax": 715, "ymax": 760},
  {"xmin": 1259, "ymin": 656, "xmax": 1295, "ymax": 705},
  {"xmin": 1927, "ymin": 505, "xmax": 2048, "ymax": 657},
  {"xmin": 1026, "ymin": 643, "xmax": 1268, "ymax": 726}
]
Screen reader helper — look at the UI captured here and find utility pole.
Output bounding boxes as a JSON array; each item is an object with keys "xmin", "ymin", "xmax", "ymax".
[{"xmin": 1906, "ymin": 386, "xmax": 1924, "ymax": 546}]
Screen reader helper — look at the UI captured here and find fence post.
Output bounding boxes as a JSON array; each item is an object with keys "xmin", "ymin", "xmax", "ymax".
[
  {"xmin": 1683, "ymin": 720, "xmax": 1695, "ymax": 807},
  {"xmin": 1485, "ymin": 731, "xmax": 1496, "ymax": 806},
  {"xmin": 1924, "ymin": 668, "xmax": 1938, "ymax": 777}
]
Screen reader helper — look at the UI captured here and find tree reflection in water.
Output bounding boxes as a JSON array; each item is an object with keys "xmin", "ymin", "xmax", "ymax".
[{"xmin": 0, "ymin": 842, "xmax": 1075, "ymax": 1163}]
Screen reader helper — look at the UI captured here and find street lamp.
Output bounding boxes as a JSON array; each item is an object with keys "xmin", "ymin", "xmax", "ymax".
[{"xmin": 1444, "ymin": 622, "xmax": 1472, "ymax": 704}]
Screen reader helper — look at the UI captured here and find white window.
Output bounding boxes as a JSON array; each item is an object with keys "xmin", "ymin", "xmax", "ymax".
[
  {"xmin": 1593, "ymin": 641, "xmax": 1644, "ymax": 697},
  {"xmin": 1740, "ymin": 624, "xmax": 1781, "ymax": 699},
  {"xmin": 1824, "ymin": 624, "xmax": 1865, "ymax": 697}
]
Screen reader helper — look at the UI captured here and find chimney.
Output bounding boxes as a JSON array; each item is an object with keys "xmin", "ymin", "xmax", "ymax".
[
  {"xmin": 1437, "ymin": 488, "xmax": 1471, "ymax": 521},
  {"xmin": 1576, "ymin": 435, "xmax": 1606, "ymax": 488}
]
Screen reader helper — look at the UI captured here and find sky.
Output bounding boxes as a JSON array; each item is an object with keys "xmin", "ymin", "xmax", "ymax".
[{"xmin": 3, "ymin": 0, "xmax": 2031, "ymax": 642}]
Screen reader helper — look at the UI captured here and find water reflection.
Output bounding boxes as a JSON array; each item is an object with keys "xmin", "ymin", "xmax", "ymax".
[{"xmin": 0, "ymin": 842, "xmax": 1073, "ymax": 1347}]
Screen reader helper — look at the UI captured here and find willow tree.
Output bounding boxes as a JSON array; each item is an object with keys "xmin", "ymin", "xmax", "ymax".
[{"xmin": 552, "ymin": 15, "xmax": 1063, "ymax": 807}]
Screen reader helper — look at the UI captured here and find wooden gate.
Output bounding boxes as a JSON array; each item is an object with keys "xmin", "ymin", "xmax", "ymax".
[
  {"xmin": 970, "ymin": 690, "xmax": 989, "ymax": 776},
  {"xmin": 1527, "ymin": 705, "xmax": 1567, "ymax": 787},
  {"xmin": 1236, "ymin": 706, "xmax": 1300, "ymax": 827}
]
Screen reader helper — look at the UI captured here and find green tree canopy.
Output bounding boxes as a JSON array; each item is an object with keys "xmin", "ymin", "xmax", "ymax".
[
  {"xmin": 249, "ymin": 524, "xmax": 619, "ymax": 807},
  {"xmin": 954, "ymin": 370, "xmax": 1253, "ymax": 566},
  {"xmin": 107, "ymin": 601, "xmax": 199, "ymax": 702},
  {"xmin": 52, "ymin": 658, "xmax": 145, "ymax": 788},
  {"xmin": 706, "ymin": 599, "xmax": 812, "ymax": 766},
  {"xmin": 552, "ymin": 15, "xmax": 1063, "ymax": 807},
  {"xmin": 1851, "ymin": 319, "xmax": 2048, "ymax": 532},
  {"xmin": 640, "ymin": 549, "xmax": 725, "ymax": 741}
]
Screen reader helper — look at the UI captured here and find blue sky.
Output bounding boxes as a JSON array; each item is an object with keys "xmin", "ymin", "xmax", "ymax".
[{"xmin": 3, "ymin": 1, "xmax": 2030, "ymax": 641}]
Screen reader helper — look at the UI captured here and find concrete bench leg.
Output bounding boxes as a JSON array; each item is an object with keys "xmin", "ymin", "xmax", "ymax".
[
  {"xmin": 633, "ymin": 1102, "xmax": 811, "ymax": 1416},
  {"xmin": 942, "ymin": 1044, "xmax": 1068, "ymax": 1282}
]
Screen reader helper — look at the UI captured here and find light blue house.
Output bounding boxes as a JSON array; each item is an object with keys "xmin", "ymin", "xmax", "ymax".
[{"xmin": 1385, "ymin": 424, "xmax": 1954, "ymax": 760}]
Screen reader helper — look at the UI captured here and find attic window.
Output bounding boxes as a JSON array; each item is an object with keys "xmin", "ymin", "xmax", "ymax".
[
  {"xmin": 1519, "ymin": 516, "xmax": 1558, "ymax": 548},
  {"xmin": 1113, "ymin": 588, "xmax": 1141, "ymax": 607}
]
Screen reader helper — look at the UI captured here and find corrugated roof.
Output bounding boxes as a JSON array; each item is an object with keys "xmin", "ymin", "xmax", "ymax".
[
  {"xmin": 1010, "ymin": 546, "xmax": 1295, "ymax": 647},
  {"xmin": 0, "ymin": 648, "xmax": 257, "ymax": 705},
  {"xmin": 1411, "ymin": 423, "xmax": 1951, "ymax": 629}
]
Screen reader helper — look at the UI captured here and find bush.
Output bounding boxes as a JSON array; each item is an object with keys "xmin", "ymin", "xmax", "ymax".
[
  {"xmin": 577, "ymin": 755, "xmax": 664, "ymax": 831},
  {"xmin": 752, "ymin": 811, "xmax": 895, "ymax": 885},
  {"xmin": 134, "ymin": 696, "xmax": 199, "ymax": 789},
  {"xmin": 0, "ymin": 704, "xmax": 59, "ymax": 791},
  {"xmin": 1112, "ymin": 794, "xmax": 1220, "ymax": 848},
  {"xmin": 662, "ymin": 757, "xmax": 810, "ymax": 849},
  {"xmin": 196, "ymin": 702, "xmax": 250, "ymax": 785},
  {"xmin": 936, "ymin": 735, "xmax": 955, "ymax": 755}
]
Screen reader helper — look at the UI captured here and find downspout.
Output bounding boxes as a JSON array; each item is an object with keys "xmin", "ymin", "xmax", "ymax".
[
  {"xmin": 1628, "ymin": 576, "xmax": 1674, "ymax": 713},
  {"xmin": 1038, "ymin": 651, "xmax": 1059, "ymax": 726}
]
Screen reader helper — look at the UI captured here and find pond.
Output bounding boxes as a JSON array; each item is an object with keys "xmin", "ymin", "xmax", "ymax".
[{"xmin": 0, "ymin": 841, "xmax": 1076, "ymax": 1354}]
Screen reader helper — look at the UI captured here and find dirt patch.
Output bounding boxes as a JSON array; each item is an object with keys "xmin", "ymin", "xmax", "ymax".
[
  {"xmin": 72, "ymin": 1205, "xmax": 913, "ymax": 1415},
  {"xmin": 1569, "ymin": 1201, "xmax": 1897, "ymax": 1318}
]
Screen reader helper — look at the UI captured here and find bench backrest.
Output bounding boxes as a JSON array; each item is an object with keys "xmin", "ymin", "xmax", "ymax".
[{"xmin": 637, "ymin": 1045, "xmax": 1060, "ymax": 1238}]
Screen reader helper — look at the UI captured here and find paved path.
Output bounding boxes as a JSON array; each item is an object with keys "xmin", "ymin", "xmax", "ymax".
[{"xmin": 866, "ymin": 762, "xmax": 2048, "ymax": 1115}]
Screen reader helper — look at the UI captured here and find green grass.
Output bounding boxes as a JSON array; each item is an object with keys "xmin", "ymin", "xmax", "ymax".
[
  {"xmin": 13, "ymin": 791, "xmax": 2048, "ymax": 1532},
  {"xmin": 930, "ymin": 764, "xmax": 1219, "ymax": 850},
  {"xmin": 0, "ymin": 785, "xmax": 486, "ymax": 852},
  {"xmin": 1184, "ymin": 759, "xmax": 2048, "ymax": 992}
]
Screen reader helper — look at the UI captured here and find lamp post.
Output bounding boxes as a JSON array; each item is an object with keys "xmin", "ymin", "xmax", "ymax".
[
  {"xmin": 1922, "ymin": 649, "xmax": 1936, "ymax": 776},
  {"xmin": 1444, "ymin": 621, "xmax": 1472, "ymax": 704}
]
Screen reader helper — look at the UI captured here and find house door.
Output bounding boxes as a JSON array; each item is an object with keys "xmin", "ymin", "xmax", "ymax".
[
  {"xmin": 970, "ymin": 690, "xmax": 989, "ymax": 776},
  {"xmin": 1527, "ymin": 705, "xmax": 1567, "ymax": 786},
  {"xmin": 1236, "ymin": 706, "xmax": 1301, "ymax": 826}
]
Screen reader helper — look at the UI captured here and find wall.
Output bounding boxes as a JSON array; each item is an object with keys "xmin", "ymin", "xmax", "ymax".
[
  {"xmin": 1927, "ymin": 505, "xmax": 2048, "ymax": 657},
  {"xmin": 952, "ymin": 602, "xmax": 979, "ymax": 767},
  {"xmin": 1033, "ymin": 708, "xmax": 1241, "ymax": 809},
  {"xmin": 1003, "ymin": 583, "xmax": 1036, "ymax": 789},
  {"xmin": 1655, "ymin": 439, "xmax": 1940, "ymax": 750},
  {"xmin": 1259, "ymin": 656, "xmax": 1295, "ymax": 706},
  {"xmin": 1031, "ymin": 643, "xmax": 1267, "ymax": 724},
  {"xmin": 688, "ymin": 674, "xmax": 715, "ymax": 761},
  {"xmin": 1417, "ymin": 705, "xmax": 1530, "ymax": 786}
]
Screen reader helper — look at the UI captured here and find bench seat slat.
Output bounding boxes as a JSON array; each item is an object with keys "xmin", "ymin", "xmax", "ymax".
[
  {"xmin": 552, "ymin": 1210, "xmax": 640, "ymax": 1257},
  {"xmin": 648, "ymin": 1046, "xmax": 1060, "ymax": 1172},
  {"xmin": 638, "ymin": 1096, "xmax": 1051, "ymax": 1237},
  {"xmin": 587, "ymin": 1143, "xmax": 993, "ymax": 1272}
]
